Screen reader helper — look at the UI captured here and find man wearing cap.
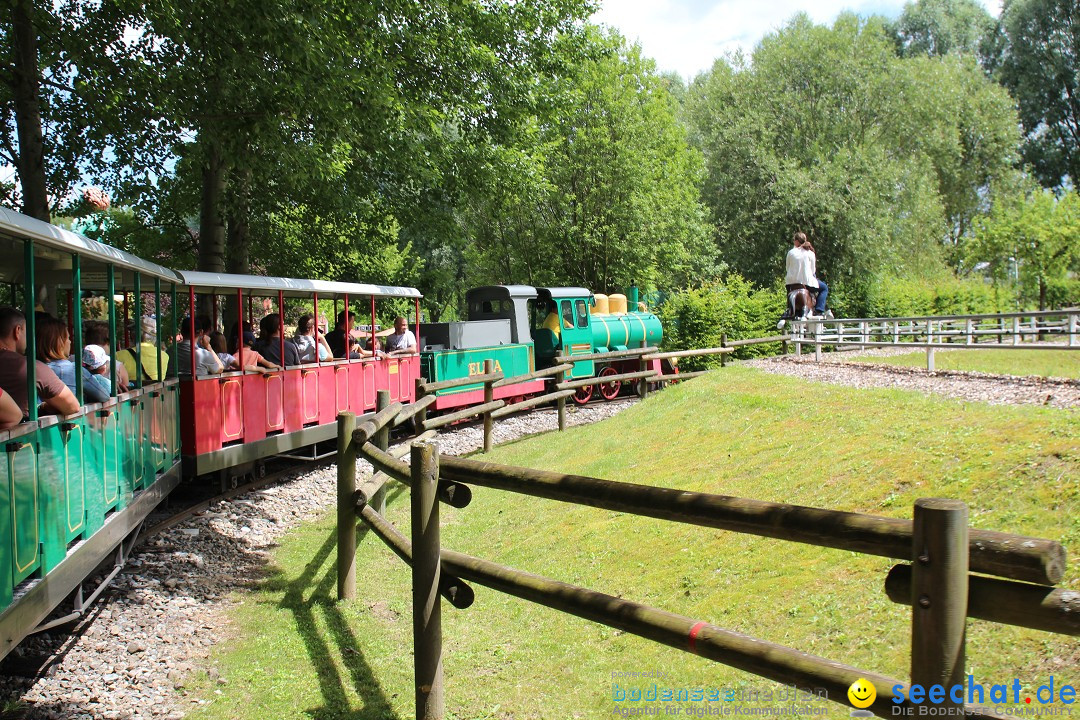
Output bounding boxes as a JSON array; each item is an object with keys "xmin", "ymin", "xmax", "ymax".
[
  {"xmin": 81, "ymin": 345, "xmax": 115, "ymax": 400},
  {"xmin": 116, "ymin": 316, "xmax": 170, "ymax": 387}
]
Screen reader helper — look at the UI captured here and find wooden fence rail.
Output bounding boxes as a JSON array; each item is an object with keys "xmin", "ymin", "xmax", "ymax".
[{"xmin": 335, "ymin": 371, "xmax": 1073, "ymax": 720}]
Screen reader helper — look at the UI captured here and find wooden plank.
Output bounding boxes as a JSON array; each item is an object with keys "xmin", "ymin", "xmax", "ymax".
[
  {"xmin": 422, "ymin": 399, "xmax": 506, "ymax": 430},
  {"xmin": 419, "ymin": 371, "xmax": 503, "ymax": 394},
  {"xmin": 555, "ymin": 347, "xmax": 657, "ymax": 364},
  {"xmin": 490, "ymin": 390, "xmax": 577, "ymax": 418},
  {"xmin": 556, "ymin": 369, "xmax": 656, "ymax": 391},
  {"xmin": 491, "ymin": 363, "xmax": 572, "ymax": 388},
  {"xmin": 644, "ymin": 346, "xmax": 734, "ymax": 361}
]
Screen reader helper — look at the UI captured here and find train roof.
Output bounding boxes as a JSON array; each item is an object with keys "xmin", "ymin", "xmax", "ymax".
[
  {"xmin": 465, "ymin": 285, "xmax": 537, "ymax": 299},
  {"xmin": 542, "ymin": 286, "xmax": 592, "ymax": 299},
  {"xmin": 174, "ymin": 270, "xmax": 422, "ymax": 299},
  {"xmin": 0, "ymin": 207, "xmax": 180, "ymax": 285}
]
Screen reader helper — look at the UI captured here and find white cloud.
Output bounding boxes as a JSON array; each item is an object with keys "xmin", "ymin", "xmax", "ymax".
[{"xmin": 592, "ymin": 0, "xmax": 1003, "ymax": 81}]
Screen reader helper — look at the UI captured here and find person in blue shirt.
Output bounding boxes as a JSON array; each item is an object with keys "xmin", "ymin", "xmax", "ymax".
[{"xmin": 36, "ymin": 316, "xmax": 110, "ymax": 403}]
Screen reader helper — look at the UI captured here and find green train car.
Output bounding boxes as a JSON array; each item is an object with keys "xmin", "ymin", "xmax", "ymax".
[
  {"xmin": 419, "ymin": 285, "xmax": 664, "ymax": 409},
  {"xmin": 0, "ymin": 208, "xmax": 183, "ymax": 659}
]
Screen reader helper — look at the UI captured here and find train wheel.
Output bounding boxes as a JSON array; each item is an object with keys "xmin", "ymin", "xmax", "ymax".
[
  {"xmin": 597, "ymin": 366, "xmax": 621, "ymax": 401},
  {"xmin": 573, "ymin": 383, "xmax": 593, "ymax": 405}
]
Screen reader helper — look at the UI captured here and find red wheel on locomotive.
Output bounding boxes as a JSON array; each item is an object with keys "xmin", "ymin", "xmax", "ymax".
[
  {"xmin": 597, "ymin": 366, "xmax": 621, "ymax": 401},
  {"xmin": 572, "ymin": 383, "xmax": 593, "ymax": 405}
]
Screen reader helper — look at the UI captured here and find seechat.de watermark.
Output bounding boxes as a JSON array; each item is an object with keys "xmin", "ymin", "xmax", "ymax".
[{"xmin": 845, "ymin": 676, "xmax": 1076, "ymax": 717}]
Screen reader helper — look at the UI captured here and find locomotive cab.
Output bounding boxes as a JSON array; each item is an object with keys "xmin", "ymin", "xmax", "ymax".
[{"xmin": 531, "ymin": 287, "xmax": 594, "ymax": 378}]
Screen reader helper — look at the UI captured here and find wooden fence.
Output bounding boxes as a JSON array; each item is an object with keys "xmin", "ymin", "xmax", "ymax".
[{"xmin": 334, "ymin": 380, "xmax": 1075, "ymax": 720}]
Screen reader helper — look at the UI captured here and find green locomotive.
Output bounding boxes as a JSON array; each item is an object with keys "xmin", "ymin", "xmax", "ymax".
[{"xmin": 419, "ymin": 285, "xmax": 664, "ymax": 408}]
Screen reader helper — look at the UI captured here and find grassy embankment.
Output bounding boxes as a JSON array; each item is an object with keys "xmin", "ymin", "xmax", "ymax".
[
  {"xmin": 845, "ymin": 348, "xmax": 1080, "ymax": 379},
  {"xmin": 185, "ymin": 367, "xmax": 1079, "ymax": 720}
]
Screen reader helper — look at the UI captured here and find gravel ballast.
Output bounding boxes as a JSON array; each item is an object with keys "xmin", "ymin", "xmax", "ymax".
[{"xmin": 0, "ymin": 400, "xmax": 634, "ymax": 720}]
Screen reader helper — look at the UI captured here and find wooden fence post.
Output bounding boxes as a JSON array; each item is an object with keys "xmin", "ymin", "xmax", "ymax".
[
  {"xmin": 411, "ymin": 441, "xmax": 444, "ymax": 720},
  {"xmin": 638, "ymin": 340, "xmax": 649, "ymax": 399},
  {"xmin": 371, "ymin": 390, "xmax": 391, "ymax": 515},
  {"xmin": 557, "ymin": 368, "xmax": 567, "ymax": 431},
  {"xmin": 336, "ymin": 412, "xmax": 357, "ymax": 601},
  {"xmin": 415, "ymin": 378, "xmax": 428, "ymax": 434},
  {"xmin": 720, "ymin": 333, "xmax": 727, "ymax": 368},
  {"xmin": 910, "ymin": 498, "xmax": 968, "ymax": 714},
  {"xmin": 1070, "ymin": 311, "xmax": 1078, "ymax": 347},
  {"xmin": 483, "ymin": 359, "xmax": 493, "ymax": 453}
]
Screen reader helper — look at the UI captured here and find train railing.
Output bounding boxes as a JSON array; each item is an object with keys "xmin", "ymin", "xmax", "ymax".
[
  {"xmin": 790, "ymin": 308, "xmax": 1080, "ymax": 368},
  {"xmin": 334, "ymin": 389, "xmax": 1075, "ymax": 720}
]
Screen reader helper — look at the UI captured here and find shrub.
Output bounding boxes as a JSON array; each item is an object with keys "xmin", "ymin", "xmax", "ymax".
[{"xmin": 656, "ymin": 276, "xmax": 785, "ymax": 369}]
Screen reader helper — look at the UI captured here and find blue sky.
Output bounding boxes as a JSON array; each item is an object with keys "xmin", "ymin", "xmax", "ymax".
[{"xmin": 591, "ymin": 0, "xmax": 1003, "ymax": 80}]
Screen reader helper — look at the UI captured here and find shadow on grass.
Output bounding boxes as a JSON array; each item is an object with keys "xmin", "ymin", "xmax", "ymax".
[{"xmin": 268, "ymin": 495, "xmax": 411, "ymax": 720}]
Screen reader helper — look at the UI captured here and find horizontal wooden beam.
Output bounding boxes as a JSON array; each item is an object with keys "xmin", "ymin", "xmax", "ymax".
[
  {"xmin": 726, "ymin": 334, "xmax": 791, "ymax": 347},
  {"xmin": 422, "ymin": 399, "xmax": 506, "ymax": 430},
  {"xmin": 419, "ymin": 371, "xmax": 503, "ymax": 394},
  {"xmin": 644, "ymin": 346, "xmax": 733, "ymax": 360},
  {"xmin": 491, "ymin": 363, "xmax": 572, "ymax": 388},
  {"xmin": 556, "ymin": 369, "xmax": 656, "ymax": 391},
  {"xmin": 884, "ymin": 564, "xmax": 1079, "ymax": 636},
  {"xmin": 438, "ymin": 457, "xmax": 1065, "ymax": 585},
  {"xmin": 555, "ymin": 347, "xmax": 656, "ymax": 364},
  {"xmin": 490, "ymin": 389, "xmax": 577, "ymax": 418}
]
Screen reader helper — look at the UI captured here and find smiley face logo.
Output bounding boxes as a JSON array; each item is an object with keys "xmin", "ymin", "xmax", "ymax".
[{"xmin": 848, "ymin": 678, "xmax": 877, "ymax": 709}]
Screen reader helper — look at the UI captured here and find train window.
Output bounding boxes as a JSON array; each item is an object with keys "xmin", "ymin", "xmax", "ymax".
[
  {"xmin": 561, "ymin": 301, "xmax": 574, "ymax": 329},
  {"xmin": 575, "ymin": 299, "xmax": 588, "ymax": 328}
]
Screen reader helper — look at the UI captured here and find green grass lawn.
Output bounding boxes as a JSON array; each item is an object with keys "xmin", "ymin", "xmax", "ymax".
[
  {"xmin": 185, "ymin": 368, "xmax": 1079, "ymax": 720},
  {"xmin": 846, "ymin": 348, "xmax": 1080, "ymax": 379}
]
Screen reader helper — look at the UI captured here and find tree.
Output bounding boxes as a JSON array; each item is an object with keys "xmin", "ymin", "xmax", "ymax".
[
  {"xmin": 890, "ymin": 0, "xmax": 997, "ymax": 60},
  {"xmin": 997, "ymin": 0, "xmax": 1080, "ymax": 189},
  {"xmin": 969, "ymin": 189, "xmax": 1080, "ymax": 309},
  {"xmin": 684, "ymin": 12, "xmax": 1020, "ymax": 295},
  {"xmin": 136, "ymin": 0, "xmax": 595, "ymax": 278},
  {"xmin": 459, "ymin": 30, "xmax": 716, "ymax": 295},
  {"xmin": 1, "ymin": 0, "xmax": 166, "ymax": 221}
]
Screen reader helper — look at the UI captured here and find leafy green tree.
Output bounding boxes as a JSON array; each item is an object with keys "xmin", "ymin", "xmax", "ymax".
[
  {"xmin": 460, "ymin": 30, "xmax": 716, "ymax": 296},
  {"xmin": 997, "ymin": 0, "xmax": 1080, "ymax": 189},
  {"xmin": 685, "ymin": 12, "xmax": 1019, "ymax": 297},
  {"xmin": 889, "ymin": 0, "xmax": 997, "ymax": 60},
  {"xmin": 969, "ymin": 189, "xmax": 1080, "ymax": 309},
  {"xmin": 1, "ymin": 0, "xmax": 166, "ymax": 221}
]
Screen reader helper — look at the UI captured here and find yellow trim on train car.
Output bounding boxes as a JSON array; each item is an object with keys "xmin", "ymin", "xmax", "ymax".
[
  {"xmin": 221, "ymin": 379, "xmax": 243, "ymax": 440},
  {"xmin": 12, "ymin": 443, "xmax": 40, "ymax": 573},
  {"xmin": 104, "ymin": 413, "xmax": 118, "ymax": 506},
  {"xmin": 66, "ymin": 424, "xmax": 85, "ymax": 534}
]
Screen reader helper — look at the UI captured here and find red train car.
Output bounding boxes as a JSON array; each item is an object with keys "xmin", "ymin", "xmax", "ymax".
[{"xmin": 172, "ymin": 272, "xmax": 422, "ymax": 477}]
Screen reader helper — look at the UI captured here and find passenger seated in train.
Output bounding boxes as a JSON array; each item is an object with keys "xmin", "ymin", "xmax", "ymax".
[
  {"xmin": 0, "ymin": 384, "xmax": 22, "ymax": 429},
  {"xmin": 209, "ymin": 330, "xmax": 277, "ymax": 371},
  {"xmin": 116, "ymin": 316, "xmax": 169, "ymax": 386},
  {"xmin": 384, "ymin": 316, "xmax": 417, "ymax": 356},
  {"xmin": 166, "ymin": 315, "xmax": 224, "ymax": 376},
  {"xmin": 80, "ymin": 345, "xmax": 115, "ymax": 400},
  {"xmin": 84, "ymin": 319, "xmax": 131, "ymax": 391},
  {"xmin": 252, "ymin": 313, "xmax": 299, "ymax": 367},
  {"xmin": 36, "ymin": 316, "xmax": 110, "ymax": 403},
  {"xmin": 0, "ymin": 307, "xmax": 79, "ymax": 419},
  {"xmin": 325, "ymin": 310, "xmax": 361, "ymax": 358},
  {"xmin": 293, "ymin": 314, "xmax": 332, "ymax": 362}
]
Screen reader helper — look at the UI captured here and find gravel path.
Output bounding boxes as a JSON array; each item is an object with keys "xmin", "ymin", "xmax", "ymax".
[
  {"xmin": 0, "ymin": 400, "xmax": 634, "ymax": 720},
  {"xmin": 742, "ymin": 348, "xmax": 1080, "ymax": 409}
]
